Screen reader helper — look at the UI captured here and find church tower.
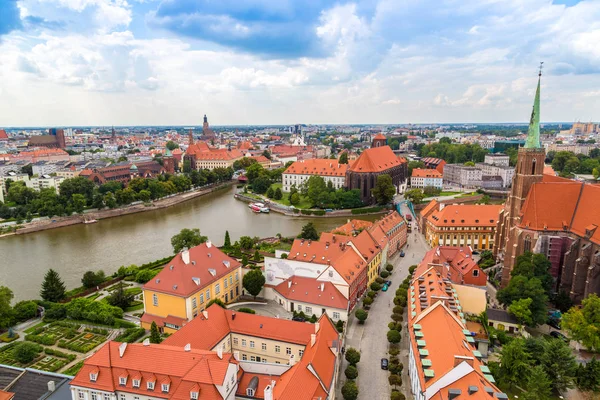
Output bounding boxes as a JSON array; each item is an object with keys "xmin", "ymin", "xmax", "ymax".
[
  {"xmin": 188, "ymin": 129, "xmax": 194, "ymax": 146},
  {"xmin": 496, "ymin": 68, "xmax": 547, "ymax": 287}
]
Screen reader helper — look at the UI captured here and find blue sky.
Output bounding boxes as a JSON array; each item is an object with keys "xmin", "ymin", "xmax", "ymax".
[{"xmin": 0, "ymin": 0, "xmax": 599, "ymax": 126}]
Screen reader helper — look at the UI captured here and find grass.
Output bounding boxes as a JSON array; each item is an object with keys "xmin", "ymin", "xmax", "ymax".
[
  {"xmin": 24, "ymin": 322, "xmax": 47, "ymax": 333},
  {"xmin": 457, "ymin": 192, "xmax": 479, "ymax": 198},
  {"xmin": 124, "ymin": 302, "xmax": 144, "ymax": 312},
  {"xmin": 63, "ymin": 360, "xmax": 85, "ymax": 376},
  {"xmin": 86, "ymin": 292, "xmax": 102, "ymax": 301},
  {"xmin": 249, "ymin": 183, "xmax": 313, "ymax": 209}
]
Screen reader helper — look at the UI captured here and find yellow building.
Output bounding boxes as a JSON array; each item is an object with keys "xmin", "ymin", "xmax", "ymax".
[
  {"xmin": 350, "ymin": 228, "xmax": 387, "ymax": 287},
  {"xmin": 141, "ymin": 241, "xmax": 242, "ymax": 333}
]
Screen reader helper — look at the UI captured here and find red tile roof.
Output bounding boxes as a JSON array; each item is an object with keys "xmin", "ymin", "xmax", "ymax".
[
  {"xmin": 0, "ymin": 130, "xmax": 8, "ymax": 140},
  {"xmin": 373, "ymin": 133, "xmax": 386, "ymax": 140},
  {"xmin": 411, "ymin": 168, "xmax": 442, "ymax": 178},
  {"xmin": 270, "ymin": 145, "xmax": 313, "ymax": 155},
  {"xmin": 163, "ymin": 304, "xmax": 316, "ymax": 349},
  {"xmin": 427, "ymin": 204, "xmax": 502, "ymax": 228},
  {"xmin": 273, "ymin": 276, "xmax": 348, "ymax": 310},
  {"xmin": 0, "ymin": 391, "xmax": 14, "ymax": 400},
  {"xmin": 193, "ymin": 149, "xmax": 243, "ymax": 161},
  {"xmin": 375, "ymin": 211, "xmax": 406, "ymax": 234},
  {"xmin": 186, "ymin": 141, "xmax": 212, "ymax": 155},
  {"xmin": 416, "ymin": 246, "xmax": 485, "ymax": 285},
  {"xmin": 236, "ymin": 373, "xmax": 271, "ymax": 398},
  {"xmin": 70, "ymin": 341, "xmax": 235, "ymax": 400},
  {"xmin": 284, "ymin": 159, "xmax": 349, "ymax": 177},
  {"xmin": 348, "ymin": 146, "xmax": 406, "ymax": 173},
  {"xmin": 330, "ymin": 219, "xmax": 373, "ymax": 236},
  {"xmin": 143, "ymin": 242, "xmax": 241, "ymax": 297}
]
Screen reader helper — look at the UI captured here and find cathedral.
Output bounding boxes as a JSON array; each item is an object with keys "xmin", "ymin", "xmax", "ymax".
[{"xmin": 494, "ymin": 72, "xmax": 600, "ymax": 303}]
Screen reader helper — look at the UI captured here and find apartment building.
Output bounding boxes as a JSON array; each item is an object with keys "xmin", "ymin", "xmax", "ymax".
[
  {"xmin": 25, "ymin": 175, "xmax": 64, "ymax": 193},
  {"xmin": 442, "ymin": 165, "xmax": 482, "ymax": 188},
  {"xmin": 282, "ymin": 159, "xmax": 349, "ymax": 192},
  {"xmin": 141, "ymin": 241, "xmax": 242, "ymax": 333},
  {"xmin": 410, "ymin": 168, "xmax": 443, "ymax": 189}
]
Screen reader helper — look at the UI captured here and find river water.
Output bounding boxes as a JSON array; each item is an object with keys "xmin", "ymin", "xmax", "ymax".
[{"xmin": 0, "ymin": 186, "xmax": 375, "ymax": 301}]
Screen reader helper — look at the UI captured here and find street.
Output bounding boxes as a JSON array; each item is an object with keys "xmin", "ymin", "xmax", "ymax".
[{"xmin": 340, "ymin": 230, "xmax": 430, "ymax": 400}]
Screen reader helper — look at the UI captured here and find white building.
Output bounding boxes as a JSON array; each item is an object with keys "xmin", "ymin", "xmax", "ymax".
[
  {"xmin": 282, "ymin": 159, "xmax": 349, "ymax": 192},
  {"xmin": 410, "ymin": 168, "xmax": 443, "ymax": 189},
  {"xmin": 26, "ymin": 175, "xmax": 64, "ymax": 193},
  {"xmin": 484, "ymin": 153, "xmax": 509, "ymax": 167},
  {"xmin": 442, "ymin": 165, "xmax": 482, "ymax": 188},
  {"xmin": 476, "ymin": 163, "xmax": 514, "ymax": 188}
]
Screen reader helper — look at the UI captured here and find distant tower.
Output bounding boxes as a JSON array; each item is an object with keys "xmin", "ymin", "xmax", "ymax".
[
  {"xmin": 129, "ymin": 163, "xmax": 139, "ymax": 179},
  {"xmin": 188, "ymin": 129, "xmax": 194, "ymax": 146},
  {"xmin": 495, "ymin": 65, "xmax": 546, "ymax": 287},
  {"xmin": 163, "ymin": 147, "xmax": 176, "ymax": 174},
  {"xmin": 371, "ymin": 133, "xmax": 387, "ymax": 148},
  {"xmin": 111, "ymin": 126, "xmax": 116, "ymax": 143},
  {"xmin": 203, "ymin": 115, "xmax": 209, "ymax": 132}
]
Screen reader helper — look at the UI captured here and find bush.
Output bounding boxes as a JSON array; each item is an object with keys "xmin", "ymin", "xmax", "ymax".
[
  {"xmin": 341, "ymin": 380, "xmax": 359, "ymax": 400},
  {"xmin": 394, "ymin": 296, "xmax": 407, "ymax": 307},
  {"xmin": 408, "ymin": 265, "xmax": 417, "ymax": 274},
  {"xmin": 380, "ymin": 270, "xmax": 390, "ymax": 278},
  {"xmin": 13, "ymin": 300, "xmax": 38, "ymax": 322},
  {"xmin": 13, "ymin": 342, "xmax": 42, "ymax": 364},
  {"xmin": 114, "ymin": 327, "xmax": 146, "ymax": 343},
  {"xmin": 370, "ymin": 282, "xmax": 382, "ymax": 291},
  {"xmin": 376, "ymin": 277, "xmax": 385, "ymax": 284},
  {"xmin": 355, "ymin": 309, "xmax": 368, "ymax": 324},
  {"xmin": 345, "ymin": 365, "xmax": 358, "ymax": 380},
  {"xmin": 391, "ymin": 391, "xmax": 406, "ymax": 400},
  {"xmin": 386, "ymin": 264, "xmax": 394, "ymax": 272},
  {"xmin": 237, "ymin": 307, "xmax": 256, "ymax": 314},
  {"xmin": 25, "ymin": 333, "xmax": 56, "ymax": 345},
  {"xmin": 388, "ymin": 374, "xmax": 402, "ymax": 389},
  {"xmin": 393, "ymin": 305, "xmax": 404, "ymax": 314},
  {"xmin": 389, "ymin": 347, "xmax": 400, "ymax": 356},
  {"xmin": 345, "ymin": 347, "xmax": 361, "ymax": 365},
  {"xmin": 389, "ymin": 362, "xmax": 404, "ymax": 375},
  {"xmin": 363, "ymin": 297, "xmax": 373, "ymax": 306},
  {"xmin": 44, "ymin": 348, "xmax": 76, "ymax": 361},
  {"xmin": 391, "ymin": 313, "xmax": 403, "ymax": 323},
  {"xmin": 367, "ymin": 291, "xmax": 377, "ymax": 299},
  {"xmin": 396, "ymin": 288, "xmax": 408, "ymax": 299},
  {"xmin": 336, "ymin": 319, "xmax": 344, "ymax": 333},
  {"xmin": 0, "ymin": 332, "xmax": 19, "ymax": 343},
  {"xmin": 387, "ymin": 329, "xmax": 402, "ymax": 344},
  {"xmin": 135, "ymin": 269, "xmax": 159, "ymax": 283}
]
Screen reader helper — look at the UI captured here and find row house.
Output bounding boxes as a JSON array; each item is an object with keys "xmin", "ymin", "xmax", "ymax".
[{"xmin": 282, "ymin": 159, "xmax": 349, "ymax": 192}]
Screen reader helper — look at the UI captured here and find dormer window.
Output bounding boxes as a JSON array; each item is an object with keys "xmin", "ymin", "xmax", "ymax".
[
  {"xmin": 247, "ymin": 388, "xmax": 255, "ymax": 396},
  {"xmin": 89, "ymin": 373, "xmax": 97, "ymax": 382},
  {"xmin": 190, "ymin": 391, "xmax": 199, "ymax": 399},
  {"xmin": 119, "ymin": 377, "xmax": 127, "ymax": 386},
  {"xmin": 133, "ymin": 379, "xmax": 140, "ymax": 388},
  {"xmin": 146, "ymin": 380, "xmax": 155, "ymax": 390},
  {"xmin": 162, "ymin": 384, "xmax": 170, "ymax": 393}
]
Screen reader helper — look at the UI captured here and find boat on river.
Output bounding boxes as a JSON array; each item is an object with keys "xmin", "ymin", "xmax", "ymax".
[{"xmin": 249, "ymin": 202, "xmax": 270, "ymax": 213}]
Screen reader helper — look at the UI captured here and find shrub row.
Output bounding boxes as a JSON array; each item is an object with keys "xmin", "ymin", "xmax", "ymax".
[
  {"xmin": 114, "ymin": 328, "xmax": 146, "ymax": 343},
  {"xmin": 300, "ymin": 209, "xmax": 326, "ymax": 216},
  {"xmin": 44, "ymin": 347, "xmax": 77, "ymax": 361},
  {"xmin": 342, "ymin": 348, "xmax": 361, "ymax": 400},
  {"xmin": 351, "ymin": 206, "xmax": 382, "ymax": 215}
]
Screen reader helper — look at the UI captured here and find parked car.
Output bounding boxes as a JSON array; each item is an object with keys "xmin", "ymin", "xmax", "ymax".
[
  {"xmin": 400, "ymin": 251, "xmax": 405, "ymax": 257},
  {"xmin": 385, "ymin": 280, "xmax": 393, "ymax": 286},
  {"xmin": 548, "ymin": 318, "xmax": 561, "ymax": 330},
  {"xmin": 381, "ymin": 358, "xmax": 389, "ymax": 370},
  {"xmin": 292, "ymin": 316, "xmax": 305, "ymax": 322},
  {"xmin": 382, "ymin": 284, "xmax": 389, "ymax": 292},
  {"xmin": 550, "ymin": 331, "xmax": 568, "ymax": 342},
  {"xmin": 325, "ymin": 208, "xmax": 333, "ymax": 212}
]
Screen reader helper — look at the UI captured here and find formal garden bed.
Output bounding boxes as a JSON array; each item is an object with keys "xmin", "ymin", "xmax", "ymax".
[{"xmin": 57, "ymin": 330, "xmax": 108, "ymax": 353}]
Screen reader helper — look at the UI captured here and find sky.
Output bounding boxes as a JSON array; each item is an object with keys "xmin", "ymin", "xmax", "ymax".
[{"xmin": 0, "ymin": 0, "xmax": 599, "ymax": 126}]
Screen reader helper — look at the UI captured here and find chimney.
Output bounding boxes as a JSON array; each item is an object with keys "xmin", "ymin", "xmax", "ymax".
[
  {"xmin": 143, "ymin": 338, "xmax": 150, "ymax": 346},
  {"xmin": 315, "ymin": 322, "xmax": 320, "ymax": 333},
  {"xmin": 184, "ymin": 343, "xmax": 191, "ymax": 352},
  {"xmin": 119, "ymin": 342, "xmax": 127, "ymax": 358},
  {"xmin": 288, "ymin": 281, "xmax": 292, "ymax": 289},
  {"xmin": 206, "ymin": 240, "xmax": 212, "ymax": 248},
  {"xmin": 217, "ymin": 346, "xmax": 223, "ymax": 359},
  {"xmin": 264, "ymin": 383, "xmax": 274, "ymax": 400},
  {"xmin": 202, "ymin": 310, "xmax": 208, "ymax": 319},
  {"xmin": 181, "ymin": 249, "xmax": 190, "ymax": 265},
  {"xmin": 233, "ymin": 351, "xmax": 240, "ymax": 361},
  {"xmin": 320, "ymin": 283, "xmax": 324, "ymax": 292},
  {"xmin": 310, "ymin": 333, "xmax": 316, "ymax": 347},
  {"xmin": 47, "ymin": 381, "xmax": 56, "ymax": 392},
  {"xmin": 232, "ymin": 312, "xmax": 236, "ymax": 320}
]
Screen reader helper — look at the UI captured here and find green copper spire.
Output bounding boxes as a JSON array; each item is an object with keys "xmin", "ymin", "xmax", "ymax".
[
  {"xmin": 524, "ymin": 68, "xmax": 542, "ymax": 149},
  {"xmin": 165, "ymin": 146, "xmax": 173, "ymax": 157}
]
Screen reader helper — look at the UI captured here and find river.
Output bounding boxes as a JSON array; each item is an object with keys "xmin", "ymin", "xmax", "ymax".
[{"xmin": 0, "ymin": 186, "xmax": 377, "ymax": 301}]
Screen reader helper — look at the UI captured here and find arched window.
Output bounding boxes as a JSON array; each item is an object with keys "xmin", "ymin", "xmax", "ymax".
[
  {"xmin": 524, "ymin": 235, "xmax": 532, "ymax": 253},
  {"xmin": 531, "ymin": 159, "xmax": 536, "ymax": 175}
]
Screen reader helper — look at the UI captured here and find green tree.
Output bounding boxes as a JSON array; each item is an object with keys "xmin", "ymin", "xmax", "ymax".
[
  {"xmin": 355, "ymin": 308, "xmax": 368, "ymax": 324},
  {"xmin": 254, "ymin": 250, "xmax": 261, "ymax": 262},
  {"xmin": 404, "ymin": 188, "xmax": 426, "ymax": 204},
  {"xmin": 497, "ymin": 275, "xmax": 547, "ymax": 326},
  {"xmin": 252, "ymin": 176, "xmax": 271, "ymax": 194},
  {"xmin": 521, "ymin": 365, "xmax": 552, "ymax": 400},
  {"xmin": 137, "ymin": 190, "xmax": 151, "ymax": 202},
  {"xmin": 499, "ymin": 338, "xmax": 531, "ymax": 388},
  {"xmin": 576, "ymin": 357, "xmax": 600, "ymax": 392},
  {"xmin": 266, "ymin": 186, "xmax": 275, "ymax": 199},
  {"xmin": 508, "ymin": 298, "xmax": 533, "ymax": 326},
  {"xmin": 300, "ymin": 222, "xmax": 319, "ymax": 240},
  {"xmin": 81, "ymin": 270, "xmax": 106, "ymax": 288},
  {"xmin": 241, "ymin": 254, "xmax": 249, "ymax": 266},
  {"xmin": 371, "ymin": 174, "xmax": 396, "ymax": 205},
  {"xmin": 106, "ymin": 283, "xmax": 135, "ymax": 309},
  {"xmin": 59, "ymin": 177, "xmax": 95, "ymax": 203},
  {"xmin": 224, "ymin": 230, "xmax": 231, "ymax": 248},
  {"xmin": 306, "ymin": 176, "xmax": 328, "ymax": 207},
  {"xmin": 246, "ymin": 163, "xmax": 265, "ymax": 183},
  {"xmin": 243, "ymin": 269, "xmax": 265, "ymax": 299},
  {"xmin": 239, "ymin": 236, "xmax": 255, "ymax": 250},
  {"xmin": 511, "ymin": 252, "xmax": 553, "ymax": 295},
  {"xmin": 541, "ymin": 338, "xmax": 577, "ymax": 392},
  {"xmin": 13, "ymin": 300, "xmax": 37, "ymax": 322},
  {"xmin": 341, "ymin": 380, "xmax": 358, "ymax": 400},
  {"xmin": 274, "ymin": 187, "xmax": 283, "ymax": 200},
  {"xmin": 387, "ymin": 329, "xmax": 401, "ymax": 343},
  {"xmin": 0, "ymin": 286, "xmax": 15, "ymax": 329},
  {"xmin": 170, "ymin": 228, "xmax": 208, "ymax": 253},
  {"xmin": 290, "ymin": 192, "xmax": 300, "ymax": 205},
  {"xmin": 40, "ymin": 269, "xmax": 66, "ymax": 302},
  {"xmin": 13, "ymin": 342, "xmax": 41, "ymax": 364},
  {"xmin": 344, "ymin": 365, "xmax": 358, "ymax": 379},
  {"xmin": 104, "ymin": 192, "xmax": 117, "ymax": 208},
  {"xmin": 388, "ymin": 374, "xmax": 402, "ymax": 389},
  {"xmin": 563, "ymin": 294, "xmax": 600, "ymax": 352},
  {"xmin": 339, "ymin": 152, "xmax": 349, "ymax": 164},
  {"xmin": 345, "ymin": 347, "xmax": 361, "ymax": 365},
  {"xmin": 166, "ymin": 140, "xmax": 179, "ymax": 151},
  {"xmin": 149, "ymin": 321, "xmax": 161, "ymax": 343},
  {"xmin": 206, "ymin": 298, "xmax": 226, "ymax": 308}
]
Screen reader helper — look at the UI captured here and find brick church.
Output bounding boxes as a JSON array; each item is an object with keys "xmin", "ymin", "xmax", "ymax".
[{"xmin": 494, "ymin": 72, "xmax": 600, "ymax": 303}]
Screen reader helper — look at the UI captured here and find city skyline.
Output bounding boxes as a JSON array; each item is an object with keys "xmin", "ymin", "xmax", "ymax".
[{"xmin": 1, "ymin": 0, "xmax": 600, "ymax": 126}]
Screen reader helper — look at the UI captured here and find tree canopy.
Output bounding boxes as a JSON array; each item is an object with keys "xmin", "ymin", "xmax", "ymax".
[
  {"xmin": 371, "ymin": 174, "xmax": 396, "ymax": 205},
  {"xmin": 243, "ymin": 269, "xmax": 266, "ymax": 299},
  {"xmin": 170, "ymin": 228, "xmax": 208, "ymax": 253},
  {"xmin": 300, "ymin": 222, "xmax": 319, "ymax": 240},
  {"xmin": 40, "ymin": 269, "xmax": 66, "ymax": 303},
  {"xmin": 562, "ymin": 294, "xmax": 600, "ymax": 352}
]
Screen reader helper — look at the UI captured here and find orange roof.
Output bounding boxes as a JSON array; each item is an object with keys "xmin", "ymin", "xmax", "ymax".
[
  {"xmin": 416, "ymin": 246, "xmax": 483, "ymax": 284},
  {"xmin": 520, "ymin": 181, "xmax": 600, "ymax": 244},
  {"xmin": 0, "ymin": 391, "xmax": 14, "ymax": 400},
  {"xmin": 543, "ymin": 164, "xmax": 556, "ymax": 176},
  {"xmin": 375, "ymin": 211, "xmax": 406, "ymax": 234},
  {"xmin": 349, "ymin": 146, "xmax": 406, "ymax": 173},
  {"xmin": 373, "ymin": 133, "xmax": 386, "ymax": 140},
  {"xmin": 274, "ymin": 315, "xmax": 339, "ymax": 400},
  {"xmin": 70, "ymin": 341, "xmax": 235, "ymax": 399},
  {"xmin": 163, "ymin": 304, "xmax": 316, "ymax": 349},
  {"xmin": 237, "ymin": 141, "xmax": 254, "ymax": 150},
  {"xmin": 251, "ymin": 155, "xmax": 270, "ymax": 163},
  {"xmin": 348, "ymin": 229, "xmax": 380, "ymax": 264},
  {"xmin": 273, "ymin": 276, "xmax": 348, "ymax": 310},
  {"xmin": 330, "ymin": 219, "xmax": 373, "ymax": 236},
  {"xmin": 270, "ymin": 145, "xmax": 313, "ymax": 155},
  {"xmin": 193, "ymin": 149, "xmax": 243, "ymax": 161},
  {"xmin": 284, "ymin": 159, "xmax": 349, "ymax": 177},
  {"xmin": 186, "ymin": 141, "xmax": 212, "ymax": 155},
  {"xmin": 427, "ymin": 204, "xmax": 502, "ymax": 228},
  {"xmin": 236, "ymin": 373, "xmax": 271, "ymax": 398},
  {"xmin": 411, "ymin": 168, "xmax": 442, "ymax": 178},
  {"xmin": 0, "ymin": 130, "xmax": 8, "ymax": 140},
  {"xmin": 367, "ymin": 223, "xmax": 389, "ymax": 251},
  {"xmin": 143, "ymin": 242, "xmax": 241, "ymax": 297}
]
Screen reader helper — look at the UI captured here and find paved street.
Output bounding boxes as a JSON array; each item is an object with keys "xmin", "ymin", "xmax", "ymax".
[{"xmin": 340, "ymin": 231, "xmax": 430, "ymax": 400}]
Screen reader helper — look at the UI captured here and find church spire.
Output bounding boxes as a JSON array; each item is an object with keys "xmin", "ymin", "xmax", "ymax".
[{"xmin": 524, "ymin": 63, "xmax": 542, "ymax": 149}]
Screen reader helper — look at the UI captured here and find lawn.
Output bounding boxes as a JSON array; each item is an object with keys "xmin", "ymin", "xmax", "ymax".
[
  {"xmin": 86, "ymin": 292, "xmax": 102, "ymax": 301},
  {"xmin": 24, "ymin": 321, "xmax": 47, "ymax": 334},
  {"xmin": 262, "ymin": 183, "xmax": 312, "ymax": 209},
  {"xmin": 124, "ymin": 301, "xmax": 144, "ymax": 312},
  {"xmin": 63, "ymin": 360, "xmax": 85, "ymax": 376}
]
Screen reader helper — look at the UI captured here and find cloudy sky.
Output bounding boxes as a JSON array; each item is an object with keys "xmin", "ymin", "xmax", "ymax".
[{"xmin": 0, "ymin": 0, "xmax": 599, "ymax": 126}]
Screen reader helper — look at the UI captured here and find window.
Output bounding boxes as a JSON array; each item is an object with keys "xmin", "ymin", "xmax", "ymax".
[
  {"xmin": 250, "ymin": 341, "xmax": 255, "ymax": 348},
  {"xmin": 305, "ymin": 306, "xmax": 312, "ymax": 314},
  {"xmin": 235, "ymin": 272, "xmax": 239, "ymax": 282},
  {"xmin": 297, "ymin": 304, "xmax": 302, "ymax": 311},
  {"xmin": 90, "ymin": 373, "xmax": 97, "ymax": 382},
  {"xmin": 524, "ymin": 235, "xmax": 532, "ymax": 253},
  {"xmin": 153, "ymin": 293, "xmax": 158, "ymax": 306},
  {"xmin": 262, "ymin": 358, "xmax": 267, "ymax": 363},
  {"xmin": 333, "ymin": 312, "xmax": 340, "ymax": 320},
  {"xmin": 275, "ymin": 345, "xmax": 281, "ymax": 353},
  {"xmin": 192, "ymin": 297, "xmax": 197, "ymax": 309},
  {"xmin": 473, "ymin": 269, "xmax": 480, "ymax": 277},
  {"xmin": 224, "ymin": 279, "xmax": 228, "ymax": 289},
  {"xmin": 261, "ymin": 343, "xmax": 267, "ymax": 351},
  {"xmin": 162, "ymin": 383, "xmax": 170, "ymax": 393},
  {"xmin": 147, "ymin": 381, "xmax": 155, "ymax": 390},
  {"xmin": 250, "ymin": 356, "xmax": 256, "ymax": 361},
  {"xmin": 133, "ymin": 379, "xmax": 140, "ymax": 388},
  {"xmin": 299, "ymin": 349, "xmax": 304, "ymax": 357},
  {"xmin": 78, "ymin": 391, "xmax": 85, "ymax": 400},
  {"xmin": 119, "ymin": 377, "xmax": 127, "ymax": 386},
  {"xmin": 242, "ymin": 339, "xmax": 247, "ymax": 347},
  {"xmin": 191, "ymin": 391, "xmax": 199, "ymax": 399},
  {"xmin": 242, "ymin": 354, "xmax": 247, "ymax": 360},
  {"xmin": 233, "ymin": 337, "xmax": 239, "ymax": 345},
  {"xmin": 286, "ymin": 347, "xmax": 292, "ymax": 355},
  {"xmin": 91, "ymin": 393, "xmax": 98, "ymax": 400},
  {"xmin": 230, "ymin": 276, "xmax": 233, "ymax": 285},
  {"xmin": 206, "ymin": 289, "xmax": 210, "ymax": 299},
  {"xmin": 104, "ymin": 395, "xmax": 110, "ymax": 400},
  {"xmin": 120, "ymin": 395, "xmax": 125, "ymax": 400},
  {"xmin": 215, "ymin": 283, "xmax": 221, "ymax": 294},
  {"xmin": 199, "ymin": 293, "xmax": 204, "ymax": 303}
]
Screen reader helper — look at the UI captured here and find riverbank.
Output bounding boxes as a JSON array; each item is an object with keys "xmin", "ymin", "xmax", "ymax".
[
  {"xmin": 234, "ymin": 192, "xmax": 390, "ymax": 218},
  {"xmin": 2, "ymin": 181, "xmax": 235, "ymax": 237}
]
